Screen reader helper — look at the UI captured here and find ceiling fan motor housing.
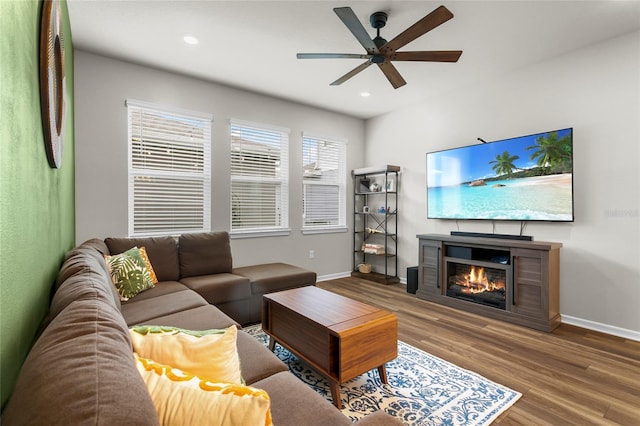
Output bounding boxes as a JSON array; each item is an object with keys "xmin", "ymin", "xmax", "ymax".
[
  {"xmin": 370, "ymin": 11, "xmax": 388, "ymax": 29},
  {"xmin": 370, "ymin": 11, "xmax": 389, "ymax": 61}
]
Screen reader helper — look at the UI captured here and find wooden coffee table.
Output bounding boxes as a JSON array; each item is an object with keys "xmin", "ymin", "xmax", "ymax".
[{"xmin": 262, "ymin": 286, "xmax": 397, "ymax": 408}]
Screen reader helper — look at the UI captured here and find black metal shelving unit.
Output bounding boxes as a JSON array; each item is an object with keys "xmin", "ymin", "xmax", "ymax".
[{"xmin": 352, "ymin": 165, "xmax": 400, "ymax": 284}]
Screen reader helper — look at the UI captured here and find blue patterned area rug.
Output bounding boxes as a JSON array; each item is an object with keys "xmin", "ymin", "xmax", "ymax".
[{"xmin": 245, "ymin": 324, "xmax": 521, "ymax": 425}]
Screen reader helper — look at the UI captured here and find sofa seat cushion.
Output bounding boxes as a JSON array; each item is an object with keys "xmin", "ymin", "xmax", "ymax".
[
  {"xmin": 132, "ymin": 305, "xmax": 240, "ymax": 330},
  {"xmin": 180, "ymin": 273, "xmax": 251, "ymax": 304},
  {"xmin": 121, "ymin": 290, "xmax": 208, "ymax": 326},
  {"xmin": 252, "ymin": 371, "xmax": 351, "ymax": 426},
  {"xmin": 232, "ymin": 263, "xmax": 317, "ymax": 294},
  {"xmin": 214, "ymin": 298, "xmax": 261, "ymax": 327},
  {"xmin": 235, "ymin": 330, "xmax": 288, "ymax": 385},
  {"xmin": 123, "ymin": 280, "xmax": 190, "ymax": 302},
  {"xmin": 179, "ymin": 231, "xmax": 233, "ymax": 278},
  {"xmin": 106, "ymin": 236, "xmax": 180, "ymax": 282},
  {"xmin": 2, "ymin": 293, "xmax": 159, "ymax": 425}
]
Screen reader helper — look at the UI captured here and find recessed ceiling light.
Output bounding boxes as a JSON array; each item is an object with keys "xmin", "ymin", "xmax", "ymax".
[
  {"xmin": 183, "ymin": 35, "xmax": 199, "ymax": 45},
  {"xmin": 360, "ymin": 92, "xmax": 371, "ymax": 97}
]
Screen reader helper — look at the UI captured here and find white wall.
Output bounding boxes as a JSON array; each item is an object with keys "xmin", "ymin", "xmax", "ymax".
[
  {"xmin": 75, "ymin": 31, "xmax": 639, "ymax": 336},
  {"xmin": 74, "ymin": 51, "xmax": 365, "ymax": 276},
  {"xmin": 365, "ymin": 31, "xmax": 640, "ymax": 335}
]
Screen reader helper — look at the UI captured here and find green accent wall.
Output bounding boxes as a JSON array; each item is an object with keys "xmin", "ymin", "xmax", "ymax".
[{"xmin": 0, "ymin": 0, "xmax": 75, "ymax": 409}]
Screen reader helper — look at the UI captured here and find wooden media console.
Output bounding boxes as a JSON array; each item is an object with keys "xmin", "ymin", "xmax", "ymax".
[{"xmin": 416, "ymin": 234, "xmax": 562, "ymax": 332}]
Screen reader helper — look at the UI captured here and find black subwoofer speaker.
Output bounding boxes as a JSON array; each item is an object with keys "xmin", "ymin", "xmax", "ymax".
[{"xmin": 407, "ymin": 266, "xmax": 418, "ymax": 294}]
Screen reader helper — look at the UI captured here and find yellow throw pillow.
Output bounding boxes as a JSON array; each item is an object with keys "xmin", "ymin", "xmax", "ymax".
[
  {"xmin": 130, "ymin": 325, "xmax": 242, "ymax": 385},
  {"xmin": 135, "ymin": 355, "xmax": 272, "ymax": 426}
]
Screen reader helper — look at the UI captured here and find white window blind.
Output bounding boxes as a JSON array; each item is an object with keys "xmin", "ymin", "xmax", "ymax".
[
  {"xmin": 230, "ymin": 120, "xmax": 289, "ymax": 235},
  {"xmin": 302, "ymin": 134, "xmax": 347, "ymax": 231},
  {"xmin": 127, "ymin": 99, "xmax": 211, "ymax": 237}
]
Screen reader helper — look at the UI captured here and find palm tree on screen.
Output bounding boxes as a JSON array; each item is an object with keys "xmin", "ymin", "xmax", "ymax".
[
  {"xmin": 526, "ymin": 131, "xmax": 572, "ymax": 172},
  {"xmin": 489, "ymin": 151, "xmax": 520, "ymax": 177}
]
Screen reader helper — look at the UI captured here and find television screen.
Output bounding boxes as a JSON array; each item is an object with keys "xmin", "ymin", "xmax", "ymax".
[{"xmin": 427, "ymin": 128, "xmax": 574, "ymax": 221}]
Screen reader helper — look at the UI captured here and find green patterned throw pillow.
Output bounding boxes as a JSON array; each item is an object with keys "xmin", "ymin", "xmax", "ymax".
[{"xmin": 105, "ymin": 247, "xmax": 155, "ymax": 301}]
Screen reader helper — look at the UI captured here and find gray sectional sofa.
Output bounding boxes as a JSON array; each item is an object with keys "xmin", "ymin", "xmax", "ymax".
[
  {"xmin": 2, "ymin": 232, "xmax": 401, "ymax": 425},
  {"xmin": 105, "ymin": 231, "xmax": 318, "ymax": 326}
]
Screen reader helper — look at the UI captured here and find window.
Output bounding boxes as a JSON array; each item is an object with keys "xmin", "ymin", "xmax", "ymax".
[
  {"xmin": 302, "ymin": 133, "xmax": 347, "ymax": 233},
  {"xmin": 126, "ymin": 99, "xmax": 211, "ymax": 237},
  {"xmin": 230, "ymin": 120, "xmax": 289, "ymax": 236}
]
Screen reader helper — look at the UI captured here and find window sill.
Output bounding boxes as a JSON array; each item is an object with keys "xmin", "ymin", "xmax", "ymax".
[
  {"xmin": 301, "ymin": 226, "xmax": 348, "ymax": 235},
  {"xmin": 230, "ymin": 229, "xmax": 291, "ymax": 239}
]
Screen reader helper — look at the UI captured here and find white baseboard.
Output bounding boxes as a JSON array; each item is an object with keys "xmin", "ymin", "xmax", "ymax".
[
  {"xmin": 318, "ymin": 272, "xmax": 410, "ymax": 284},
  {"xmin": 561, "ymin": 315, "xmax": 640, "ymax": 342},
  {"xmin": 316, "ymin": 271, "xmax": 351, "ymax": 282},
  {"xmin": 318, "ymin": 272, "xmax": 410, "ymax": 283},
  {"xmin": 316, "ymin": 274, "xmax": 640, "ymax": 342}
]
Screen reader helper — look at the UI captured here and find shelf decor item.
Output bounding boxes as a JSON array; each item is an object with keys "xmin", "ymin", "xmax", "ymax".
[
  {"xmin": 357, "ymin": 263, "xmax": 372, "ymax": 273},
  {"xmin": 362, "ymin": 243, "xmax": 385, "ymax": 255}
]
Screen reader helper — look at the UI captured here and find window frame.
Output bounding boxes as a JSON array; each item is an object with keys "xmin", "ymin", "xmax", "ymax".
[
  {"xmin": 229, "ymin": 119, "xmax": 290, "ymax": 238},
  {"xmin": 126, "ymin": 99, "xmax": 212, "ymax": 237},
  {"xmin": 301, "ymin": 133, "xmax": 348, "ymax": 234}
]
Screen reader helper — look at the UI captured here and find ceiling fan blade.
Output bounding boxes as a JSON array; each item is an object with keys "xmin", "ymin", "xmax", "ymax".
[
  {"xmin": 297, "ymin": 53, "xmax": 372, "ymax": 60},
  {"xmin": 333, "ymin": 7, "xmax": 379, "ymax": 54},
  {"xmin": 381, "ymin": 6, "xmax": 454, "ymax": 54},
  {"xmin": 330, "ymin": 60, "xmax": 372, "ymax": 86},
  {"xmin": 377, "ymin": 61, "xmax": 407, "ymax": 89},
  {"xmin": 390, "ymin": 50, "xmax": 462, "ymax": 62}
]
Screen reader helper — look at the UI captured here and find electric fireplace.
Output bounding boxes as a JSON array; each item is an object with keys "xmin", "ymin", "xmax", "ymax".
[
  {"xmin": 446, "ymin": 262, "xmax": 508, "ymax": 309},
  {"xmin": 442, "ymin": 244, "xmax": 511, "ymax": 310}
]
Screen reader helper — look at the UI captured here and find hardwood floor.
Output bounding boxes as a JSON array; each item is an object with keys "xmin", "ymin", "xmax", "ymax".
[{"xmin": 316, "ymin": 278, "xmax": 640, "ymax": 425}]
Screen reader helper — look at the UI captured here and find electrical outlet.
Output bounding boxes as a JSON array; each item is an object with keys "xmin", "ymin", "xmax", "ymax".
[{"xmin": 309, "ymin": 250, "xmax": 315, "ymax": 259}]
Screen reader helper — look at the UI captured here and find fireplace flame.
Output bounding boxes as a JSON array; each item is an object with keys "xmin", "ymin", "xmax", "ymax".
[
  {"xmin": 468, "ymin": 266, "xmax": 488, "ymax": 287},
  {"xmin": 461, "ymin": 266, "xmax": 504, "ymax": 294}
]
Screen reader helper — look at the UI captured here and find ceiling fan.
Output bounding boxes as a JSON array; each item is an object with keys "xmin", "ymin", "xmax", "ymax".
[{"xmin": 296, "ymin": 5, "xmax": 462, "ymax": 89}]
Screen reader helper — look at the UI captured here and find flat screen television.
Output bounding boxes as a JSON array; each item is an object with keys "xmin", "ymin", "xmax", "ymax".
[{"xmin": 427, "ymin": 128, "xmax": 574, "ymax": 221}]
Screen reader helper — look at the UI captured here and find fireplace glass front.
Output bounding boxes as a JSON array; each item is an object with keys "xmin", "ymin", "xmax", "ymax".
[{"xmin": 446, "ymin": 262, "xmax": 507, "ymax": 310}]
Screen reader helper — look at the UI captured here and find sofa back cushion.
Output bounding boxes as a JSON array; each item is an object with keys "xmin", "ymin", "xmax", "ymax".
[
  {"xmin": 179, "ymin": 232, "xmax": 232, "ymax": 278},
  {"xmin": 106, "ymin": 236, "xmax": 180, "ymax": 282},
  {"xmin": 2, "ymin": 291, "xmax": 159, "ymax": 425},
  {"xmin": 50, "ymin": 239, "xmax": 122, "ymax": 319},
  {"xmin": 57, "ymin": 239, "xmax": 111, "ymax": 287}
]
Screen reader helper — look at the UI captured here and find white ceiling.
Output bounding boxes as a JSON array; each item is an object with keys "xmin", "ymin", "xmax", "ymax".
[{"xmin": 68, "ymin": 1, "xmax": 640, "ymax": 119}]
